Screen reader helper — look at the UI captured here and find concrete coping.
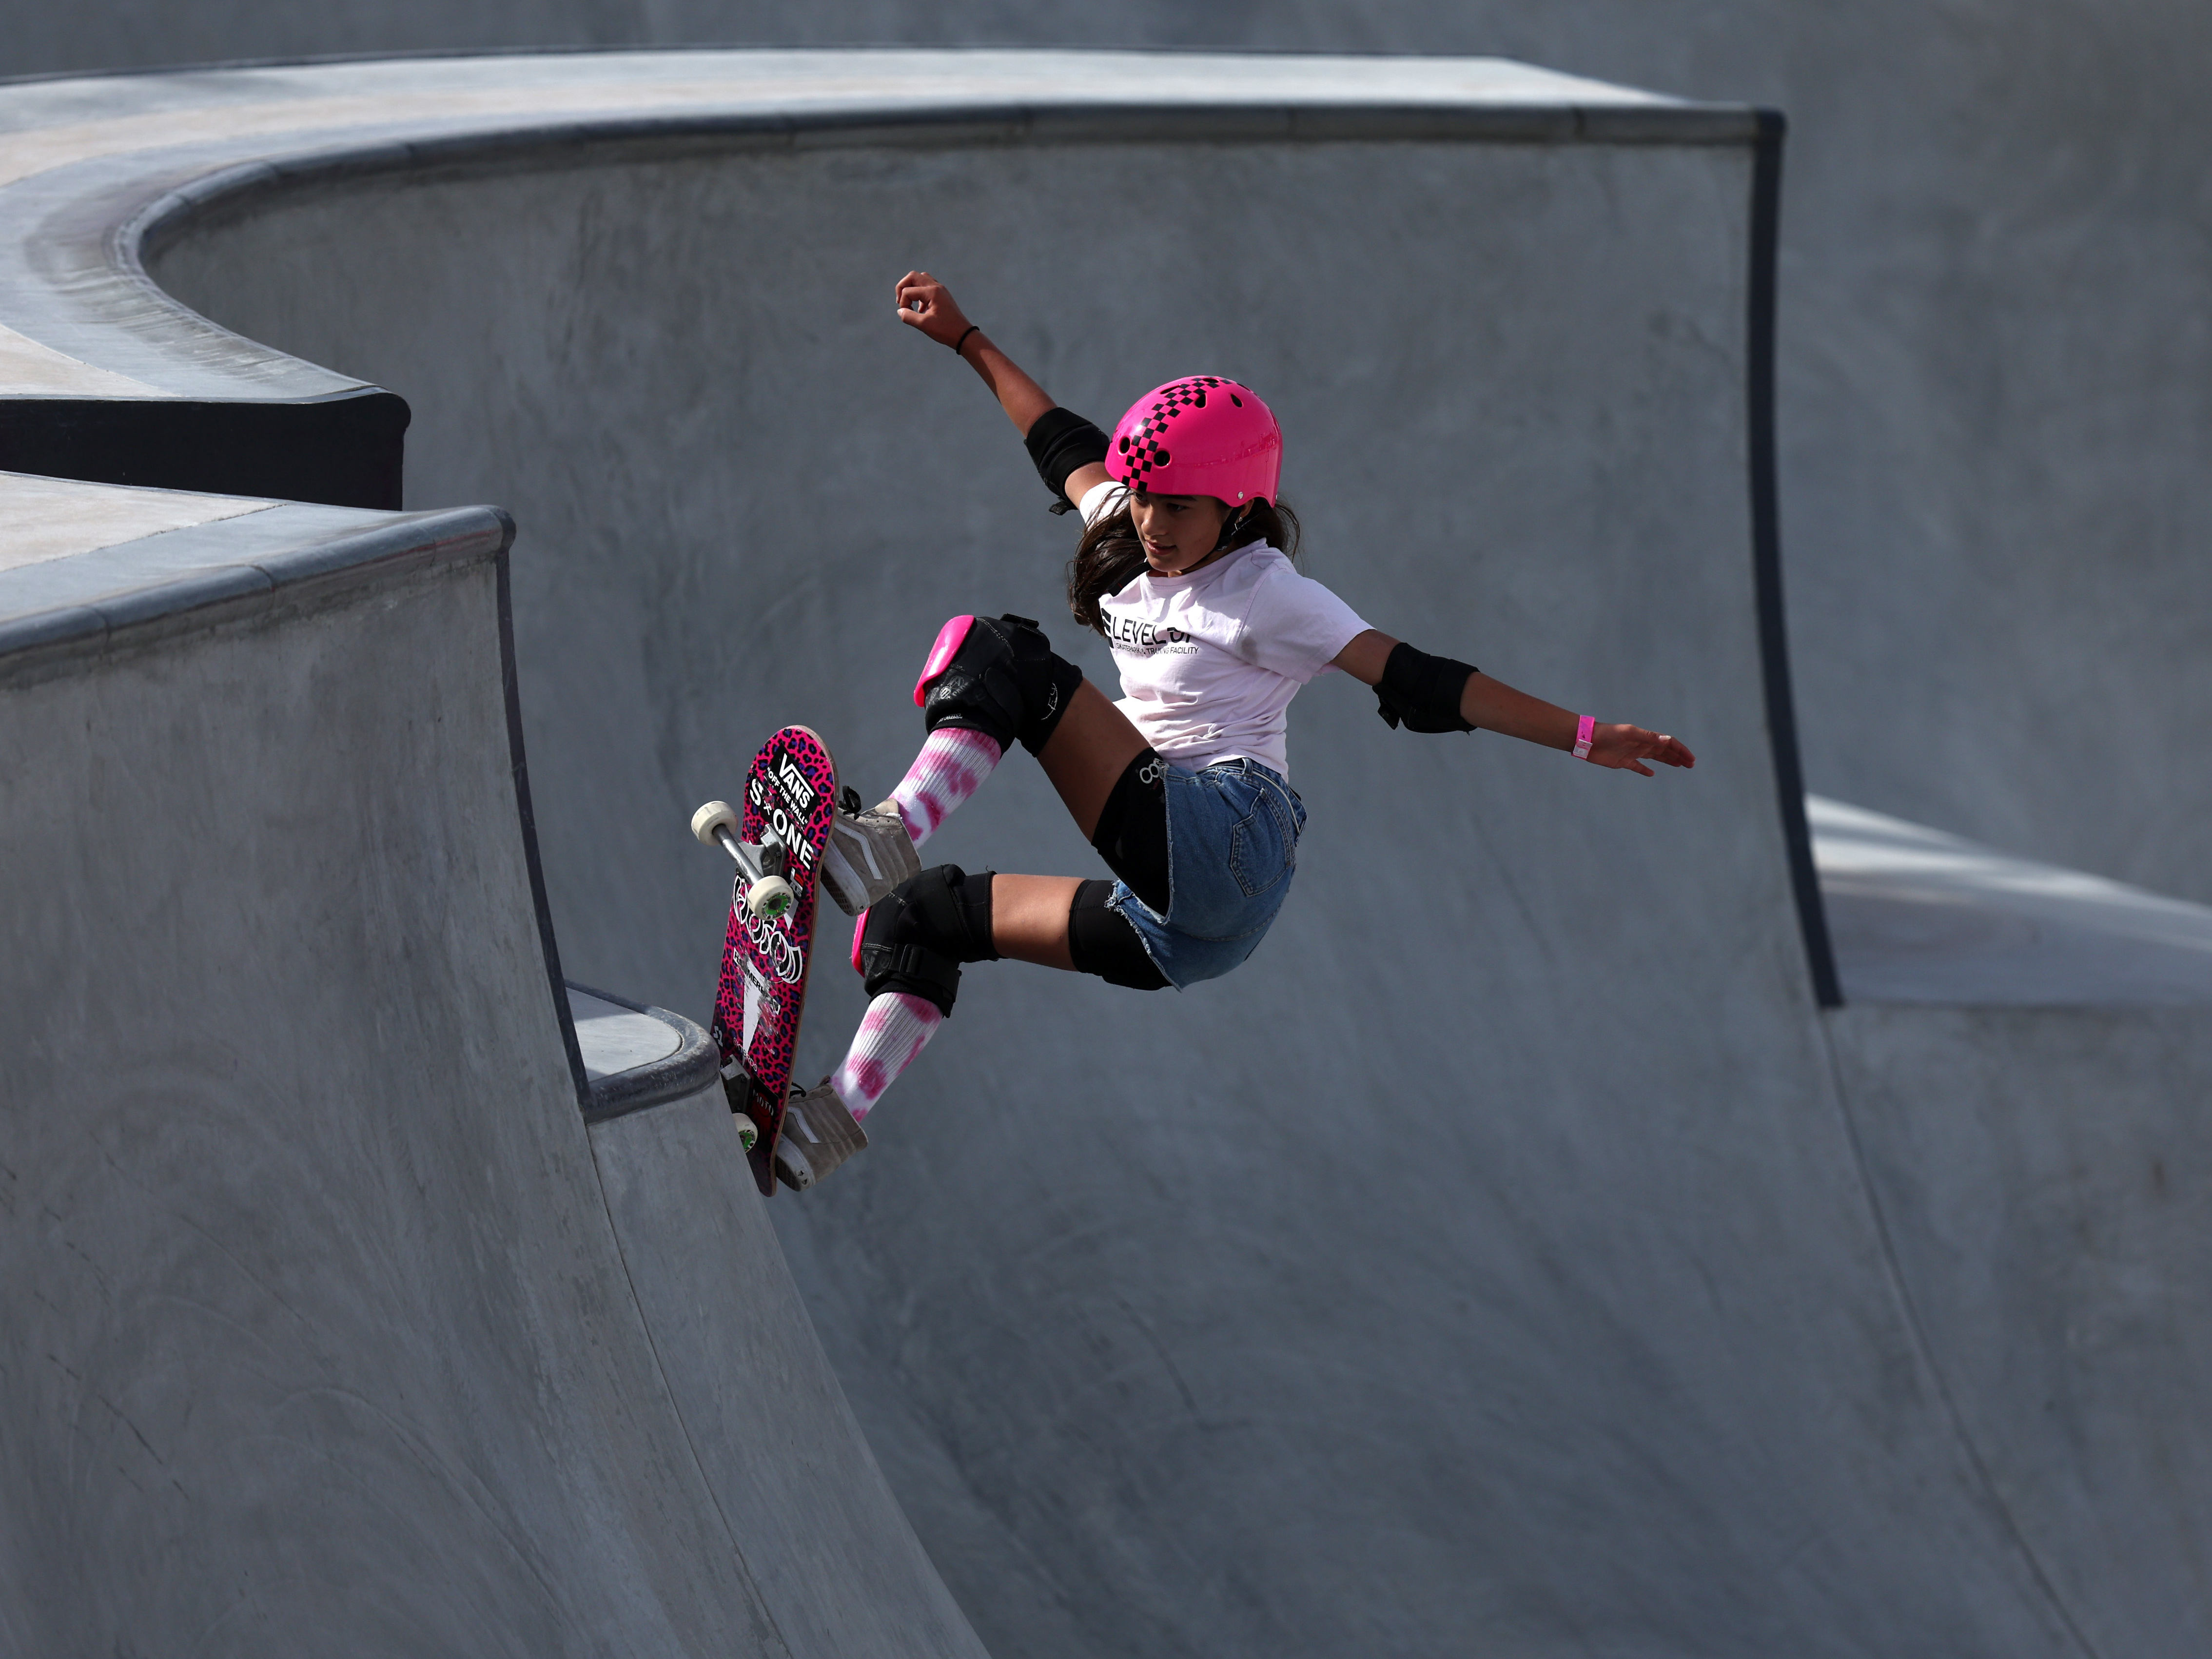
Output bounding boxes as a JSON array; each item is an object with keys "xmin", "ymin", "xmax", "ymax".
[
  {"xmin": 0, "ymin": 49, "xmax": 1769, "ymax": 405},
  {"xmin": 568, "ymin": 982, "xmax": 721, "ymax": 1123},
  {"xmin": 0, "ymin": 471, "xmax": 511, "ymax": 672}
]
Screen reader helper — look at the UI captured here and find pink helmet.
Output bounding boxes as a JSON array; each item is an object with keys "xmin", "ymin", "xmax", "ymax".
[{"xmin": 1105, "ymin": 376, "xmax": 1282, "ymax": 505}]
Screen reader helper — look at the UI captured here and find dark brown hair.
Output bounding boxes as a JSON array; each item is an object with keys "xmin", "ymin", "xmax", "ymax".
[{"xmin": 1067, "ymin": 492, "xmax": 1302, "ymax": 633}]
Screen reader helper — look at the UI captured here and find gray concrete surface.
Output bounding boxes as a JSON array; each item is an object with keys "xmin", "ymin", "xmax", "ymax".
[
  {"xmin": 568, "ymin": 979, "xmax": 724, "ymax": 1120},
  {"xmin": 1812, "ymin": 794, "xmax": 2212, "ymax": 1006},
  {"xmin": 0, "ymin": 470, "xmax": 273, "ymax": 567},
  {"xmin": 566, "ymin": 986, "xmax": 677, "ymax": 1079},
  {"xmin": 573, "ymin": 984, "xmax": 686, "ymax": 1079},
  {"xmin": 6, "ymin": 50, "xmax": 2212, "ymax": 1659},
  {"xmin": 0, "ymin": 480, "xmax": 987, "ymax": 1657},
  {"xmin": 4, "ymin": 3, "xmax": 2208, "ymax": 912}
]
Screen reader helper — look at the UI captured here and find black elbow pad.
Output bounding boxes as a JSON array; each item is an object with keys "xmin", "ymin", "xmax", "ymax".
[
  {"xmin": 1023, "ymin": 407, "xmax": 1111, "ymax": 508},
  {"xmin": 1375, "ymin": 642, "xmax": 1478, "ymax": 733}
]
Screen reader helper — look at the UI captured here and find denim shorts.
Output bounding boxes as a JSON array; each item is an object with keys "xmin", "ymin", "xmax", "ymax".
[{"xmin": 1107, "ymin": 757, "xmax": 1306, "ymax": 988}]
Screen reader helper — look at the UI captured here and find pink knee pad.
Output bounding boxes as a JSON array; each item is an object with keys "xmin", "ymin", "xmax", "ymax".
[{"xmin": 914, "ymin": 615, "xmax": 976, "ymax": 707}]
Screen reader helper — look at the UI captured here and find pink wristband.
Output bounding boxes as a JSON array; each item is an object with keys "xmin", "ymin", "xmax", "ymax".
[{"xmin": 1573, "ymin": 714, "xmax": 1595, "ymax": 761}]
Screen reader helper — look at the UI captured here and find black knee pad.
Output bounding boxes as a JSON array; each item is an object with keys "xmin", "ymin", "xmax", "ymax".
[
  {"xmin": 858, "ymin": 864, "xmax": 999, "ymax": 1016},
  {"xmin": 1067, "ymin": 879, "xmax": 1170, "ymax": 991},
  {"xmin": 914, "ymin": 613, "xmax": 1085, "ymax": 756},
  {"xmin": 1090, "ymin": 749, "xmax": 1171, "ymax": 915}
]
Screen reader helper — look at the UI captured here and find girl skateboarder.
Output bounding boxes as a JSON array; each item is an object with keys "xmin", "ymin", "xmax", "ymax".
[{"xmin": 773, "ymin": 272, "xmax": 1696, "ymax": 1190}]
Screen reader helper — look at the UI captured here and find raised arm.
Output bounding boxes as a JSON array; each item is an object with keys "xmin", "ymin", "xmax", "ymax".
[
  {"xmin": 895, "ymin": 271, "xmax": 1113, "ymax": 506},
  {"xmin": 1332, "ymin": 629, "xmax": 1695, "ymax": 777}
]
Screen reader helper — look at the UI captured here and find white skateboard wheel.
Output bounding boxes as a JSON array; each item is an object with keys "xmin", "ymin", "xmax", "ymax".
[
  {"xmin": 691, "ymin": 800, "xmax": 739, "ymax": 845},
  {"xmin": 734, "ymin": 1119, "xmax": 758, "ymax": 1152},
  {"xmin": 746, "ymin": 875, "xmax": 795, "ymax": 921}
]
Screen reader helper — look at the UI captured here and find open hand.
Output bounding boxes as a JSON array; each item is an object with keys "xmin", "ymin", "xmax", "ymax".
[
  {"xmin": 1586, "ymin": 723, "xmax": 1696, "ymax": 777},
  {"xmin": 894, "ymin": 270, "xmax": 974, "ymax": 349}
]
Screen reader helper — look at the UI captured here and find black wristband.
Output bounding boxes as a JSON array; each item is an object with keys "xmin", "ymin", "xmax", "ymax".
[
  {"xmin": 1375, "ymin": 641, "xmax": 1478, "ymax": 734},
  {"xmin": 1021, "ymin": 406, "xmax": 1112, "ymax": 507},
  {"xmin": 950, "ymin": 323, "xmax": 981, "ymax": 356}
]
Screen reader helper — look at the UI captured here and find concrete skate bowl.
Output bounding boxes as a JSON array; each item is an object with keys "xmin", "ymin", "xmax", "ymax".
[
  {"xmin": 5, "ymin": 50, "xmax": 2212, "ymax": 1659},
  {"xmin": 0, "ymin": 478, "xmax": 988, "ymax": 1656}
]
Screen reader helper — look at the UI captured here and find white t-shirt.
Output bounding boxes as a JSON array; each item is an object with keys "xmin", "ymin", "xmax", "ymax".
[{"xmin": 1078, "ymin": 481, "xmax": 1369, "ymax": 777}]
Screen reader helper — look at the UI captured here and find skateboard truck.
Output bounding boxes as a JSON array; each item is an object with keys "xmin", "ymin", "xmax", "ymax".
[{"xmin": 690, "ymin": 800, "xmax": 796, "ymax": 920}]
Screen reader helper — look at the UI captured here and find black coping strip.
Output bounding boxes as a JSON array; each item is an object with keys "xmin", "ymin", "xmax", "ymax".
[
  {"xmin": 0, "ymin": 392, "xmax": 409, "ymax": 509},
  {"xmin": 497, "ymin": 547, "xmax": 594, "ymax": 1113},
  {"xmin": 1744, "ymin": 109, "xmax": 1842, "ymax": 1009}
]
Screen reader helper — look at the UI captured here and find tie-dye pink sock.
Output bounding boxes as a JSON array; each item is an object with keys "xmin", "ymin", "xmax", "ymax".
[
  {"xmin": 888, "ymin": 727, "xmax": 1003, "ymax": 848},
  {"xmin": 830, "ymin": 992, "xmax": 944, "ymax": 1120}
]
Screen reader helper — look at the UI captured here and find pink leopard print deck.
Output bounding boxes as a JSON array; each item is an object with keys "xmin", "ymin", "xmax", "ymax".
[{"xmin": 709, "ymin": 725, "xmax": 838, "ymax": 1196}]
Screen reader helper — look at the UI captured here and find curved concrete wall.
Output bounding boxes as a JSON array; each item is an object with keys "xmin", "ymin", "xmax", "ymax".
[
  {"xmin": 0, "ymin": 496, "xmax": 987, "ymax": 1655},
  {"xmin": 5, "ymin": 51, "xmax": 2211, "ymax": 1659}
]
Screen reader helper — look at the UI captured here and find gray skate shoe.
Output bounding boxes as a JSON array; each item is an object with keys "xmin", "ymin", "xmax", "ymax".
[
  {"xmin": 773, "ymin": 1079, "xmax": 870, "ymax": 1191},
  {"xmin": 820, "ymin": 789, "xmax": 920, "ymax": 916}
]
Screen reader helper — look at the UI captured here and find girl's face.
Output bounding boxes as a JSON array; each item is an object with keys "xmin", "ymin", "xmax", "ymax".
[{"xmin": 1131, "ymin": 490, "xmax": 1232, "ymax": 576}]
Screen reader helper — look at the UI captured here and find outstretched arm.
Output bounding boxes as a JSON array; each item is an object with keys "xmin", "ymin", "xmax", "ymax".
[
  {"xmin": 1332, "ymin": 629, "xmax": 1695, "ymax": 777},
  {"xmin": 895, "ymin": 271, "xmax": 1113, "ymax": 504}
]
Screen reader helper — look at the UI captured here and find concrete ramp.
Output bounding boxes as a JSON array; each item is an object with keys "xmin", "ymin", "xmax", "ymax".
[
  {"xmin": 4, "ymin": 50, "xmax": 2211, "ymax": 1659},
  {"xmin": 0, "ymin": 479, "xmax": 986, "ymax": 1656}
]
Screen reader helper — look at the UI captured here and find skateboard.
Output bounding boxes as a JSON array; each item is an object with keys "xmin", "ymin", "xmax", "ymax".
[{"xmin": 690, "ymin": 725, "xmax": 847, "ymax": 1196}]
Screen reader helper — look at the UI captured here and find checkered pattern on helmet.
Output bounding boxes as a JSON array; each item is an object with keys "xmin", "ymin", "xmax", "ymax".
[{"xmin": 1115, "ymin": 377, "xmax": 1248, "ymax": 484}]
